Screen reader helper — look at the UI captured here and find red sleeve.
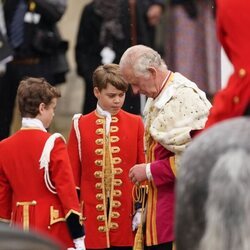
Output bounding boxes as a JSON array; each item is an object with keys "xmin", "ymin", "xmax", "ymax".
[
  {"xmin": 0, "ymin": 166, "xmax": 12, "ymax": 222},
  {"xmin": 150, "ymin": 158, "xmax": 175, "ymax": 188},
  {"xmin": 67, "ymin": 122, "xmax": 82, "ymax": 189},
  {"xmin": 50, "ymin": 138, "xmax": 80, "ymax": 215}
]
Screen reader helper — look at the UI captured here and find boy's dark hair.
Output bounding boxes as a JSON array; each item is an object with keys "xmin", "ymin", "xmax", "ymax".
[
  {"xmin": 92, "ymin": 64, "xmax": 128, "ymax": 92},
  {"xmin": 17, "ymin": 77, "xmax": 61, "ymax": 117}
]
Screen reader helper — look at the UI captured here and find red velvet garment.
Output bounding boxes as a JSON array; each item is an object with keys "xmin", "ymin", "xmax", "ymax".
[{"xmin": 205, "ymin": 0, "xmax": 250, "ymax": 128}]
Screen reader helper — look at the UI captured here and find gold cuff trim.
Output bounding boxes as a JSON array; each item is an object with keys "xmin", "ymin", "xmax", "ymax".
[{"xmin": 65, "ymin": 209, "xmax": 81, "ymax": 219}]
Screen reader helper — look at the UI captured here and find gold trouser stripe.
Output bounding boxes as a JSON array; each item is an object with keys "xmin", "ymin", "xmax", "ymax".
[
  {"xmin": 16, "ymin": 201, "xmax": 37, "ymax": 231},
  {"xmin": 170, "ymin": 156, "xmax": 177, "ymax": 177}
]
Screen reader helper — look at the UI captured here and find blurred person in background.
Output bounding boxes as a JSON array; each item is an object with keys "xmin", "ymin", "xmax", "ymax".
[
  {"xmin": 164, "ymin": 0, "xmax": 220, "ymax": 101},
  {"xmin": 205, "ymin": 0, "xmax": 250, "ymax": 128},
  {"xmin": 0, "ymin": 0, "xmax": 69, "ymax": 141},
  {"xmin": 75, "ymin": 0, "xmax": 164, "ymax": 116}
]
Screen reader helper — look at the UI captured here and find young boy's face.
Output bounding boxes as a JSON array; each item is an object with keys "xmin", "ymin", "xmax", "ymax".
[{"xmin": 94, "ymin": 83, "xmax": 126, "ymax": 115}]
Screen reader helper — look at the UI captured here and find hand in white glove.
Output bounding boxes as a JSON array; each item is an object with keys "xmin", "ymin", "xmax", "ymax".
[
  {"xmin": 67, "ymin": 236, "xmax": 86, "ymax": 250},
  {"xmin": 132, "ymin": 209, "xmax": 142, "ymax": 231}
]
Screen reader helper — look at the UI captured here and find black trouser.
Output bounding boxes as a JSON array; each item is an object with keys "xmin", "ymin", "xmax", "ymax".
[
  {"xmin": 87, "ymin": 247, "xmax": 132, "ymax": 250},
  {"xmin": 145, "ymin": 242, "xmax": 173, "ymax": 250}
]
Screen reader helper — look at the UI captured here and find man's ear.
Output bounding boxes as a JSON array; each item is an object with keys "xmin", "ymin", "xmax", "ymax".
[
  {"xmin": 93, "ymin": 87, "xmax": 100, "ymax": 98},
  {"xmin": 147, "ymin": 67, "xmax": 157, "ymax": 78}
]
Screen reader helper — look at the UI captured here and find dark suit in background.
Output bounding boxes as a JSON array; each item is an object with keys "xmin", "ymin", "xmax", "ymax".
[
  {"xmin": 0, "ymin": 0, "xmax": 68, "ymax": 140},
  {"xmin": 75, "ymin": 0, "xmax": 164, "ymax": 115}
]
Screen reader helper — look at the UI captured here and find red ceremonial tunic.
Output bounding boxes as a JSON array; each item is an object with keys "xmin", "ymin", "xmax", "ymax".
[
  {"xmin": 0, "ymin": 129, "xmax": 81, "ymax": 248},
  {"xmin": 67, "ymin": 109, "xmax": 145, "ymax": 249},
  {"xmin": 205, "ymin": 0, "xmax": 250, "ymax": 127}
]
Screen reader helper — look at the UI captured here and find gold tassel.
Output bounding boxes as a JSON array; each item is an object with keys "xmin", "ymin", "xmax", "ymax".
[
  {"xmin": 132, "ymin": 184, "xmax": 147, "ymax": 250},
  {"xmin": 133, "ymin": 222, "xmax": 144, "ymax": 250}
]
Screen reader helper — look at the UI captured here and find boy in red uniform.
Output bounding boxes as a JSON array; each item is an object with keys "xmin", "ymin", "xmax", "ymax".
[
  {"xmin": 67, "ymin": 64, "xmax": 145, "ymax": 249},
  {"xmin": 0, "ymin": 77, "xmax": 85, "ymax": 250}
]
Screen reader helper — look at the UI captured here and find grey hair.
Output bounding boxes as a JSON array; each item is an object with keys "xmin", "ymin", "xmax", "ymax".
[
  {"xmin": 199, "ymin": 149, "xmax": 250, "ymax": 250},
  {"xmin": 175, "ymin": 117, "xmax": 250, "ymax": 250},
  {"xmin": 119, "ymin": 45, "xmax": 167, "ymax": 78}
]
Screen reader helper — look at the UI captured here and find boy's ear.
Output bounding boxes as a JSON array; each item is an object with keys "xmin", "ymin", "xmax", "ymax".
[
  {"xmin": 93, "ymin": 87, "xmax": 100, "ymax": 98},
  {"xmin": 38, "ymin": 103, "xmax": 46, "ymax": 113}
]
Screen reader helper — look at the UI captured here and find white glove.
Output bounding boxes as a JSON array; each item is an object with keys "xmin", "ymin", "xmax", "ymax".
[
  {"xmin": 132, "ymin": 209, "xmax": 142, "ymax": 231},
  {"xmin": 67, "ymin": 236, "xmax": 86, "ymax": 250}
]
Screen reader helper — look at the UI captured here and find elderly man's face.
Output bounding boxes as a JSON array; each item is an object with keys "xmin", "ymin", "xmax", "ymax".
[{"xmin": 121, "ymin": 66, "xmax": 157, "ymax": 98}]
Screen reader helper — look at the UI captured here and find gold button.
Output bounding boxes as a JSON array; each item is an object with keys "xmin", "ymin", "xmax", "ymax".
[
  {"xmin": 111, "ymin": 212, "xmax": 120, "ymax": 219},
  {"xmin": 96, "ymin": 204, "xmax": 104, "ymax": 211},
  {"xmin": 95, "ymin": 183, "xmax": 102, "ymax": 189},
  {"xmin": 113, "ymin": 157, "xmax": 122, "ymax": 164},
  {"xmin": 94, "ymin": 171, "xmax": 102, "ymax": 178},
  {"xmin": 114, "ymin": 190, "xmax": 122, "ymax": 197},
  {"xmin": 110, "ymin": 222, "xmax": 119, "ymax": 230},
  {"xmin": 239, "ymin": 68, "xmax": 246, "ymax": 77},
  {"xmin": 96, "ymin": 128, "xmax": 104, "ymax": 135},
  {"xmin": 94, "ymin": 160, "xmax": 103, "ymax": 166},
  {"xmin": 114, "ymin": 168, "xmax": 123, "ymax": 175},
  {"xmin": 95, "ymin": 148, "xmax": 103, "ymax": 155},
  {"xmin": 110, "ymin": 126, "xmax": 119, "ymax": 133},
  {"xmin": 97, "ymin": 215, "xmax": 105, "ymax": 221},
  {"xmin": 95, "ymin": 138, "xmax": 103, "ymax": 145},
  {"xmin": 96, "ymin": 193, "xmax": 103, "ymax": 200},
  {"xmin": 111, "ymin": 146, "xmax": 120, "ymax": 153},
  {"xmin": 112, "ymin": 200, "xmax": 121, "ymax": 208},
  {"xmin": 96, "ymin": 119, "xmax": 103, "ymax": 125},
  {"xmin": 98, "ymin": 226, "xmax": 107, "ymax": 232},
  {"xmin": 233, "ymin": 96, "xmax": 240, "ymax": 104}
]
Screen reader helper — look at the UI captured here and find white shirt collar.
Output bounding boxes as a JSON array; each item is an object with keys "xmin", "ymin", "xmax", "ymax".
[
  {"xmin": 21, "ymin": 117, "xmax": 47, "ymax": 132},
  {"xmin": 96, "ymin": 104, "xmax": 112, "ymax": 135}
]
